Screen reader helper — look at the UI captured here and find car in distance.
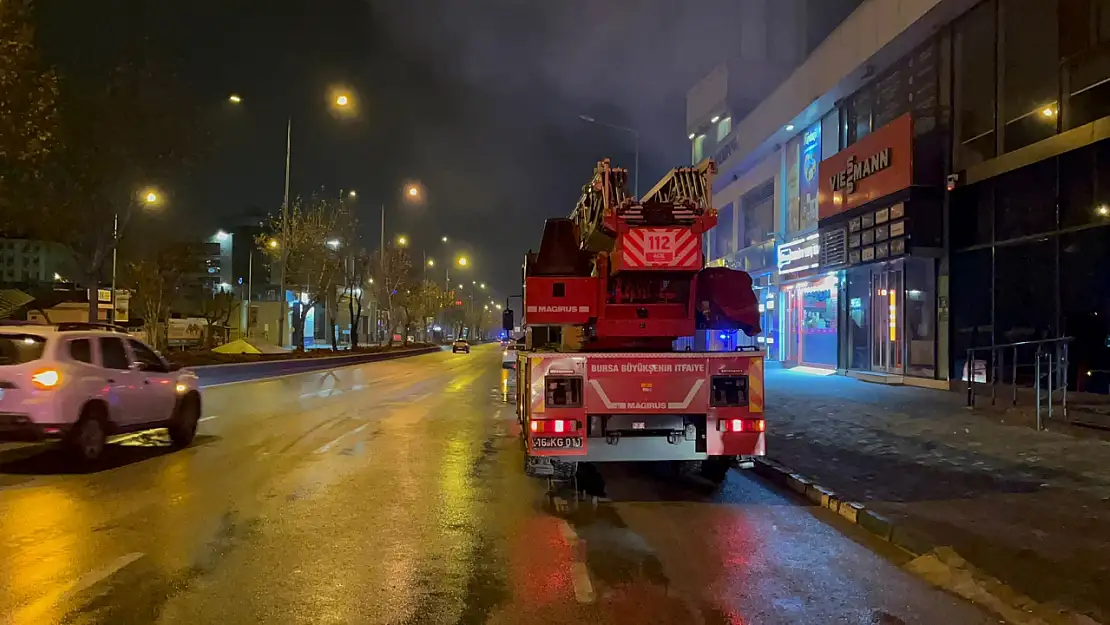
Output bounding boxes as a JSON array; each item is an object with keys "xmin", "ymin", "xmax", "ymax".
[
  {"xmin": 452, "ymin": 339, "xmax": 470, "ymax": 354},
  {"xmin": 502, "ymin": 341, "xmax": 521, "ymax": 368},
  {"xmin": 0, "ymin": 322, "xmax": 202, "ymax": 463}
]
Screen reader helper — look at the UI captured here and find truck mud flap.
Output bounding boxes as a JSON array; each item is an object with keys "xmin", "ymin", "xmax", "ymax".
[{"xmin": 524, "ymin": 455, "xmax": 576, "ymax": 479}]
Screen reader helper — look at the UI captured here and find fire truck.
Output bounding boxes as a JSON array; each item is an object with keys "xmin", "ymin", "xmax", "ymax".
[{"xmin": 515, "ymin": 158, "xmax": 765, "ymax": 482}]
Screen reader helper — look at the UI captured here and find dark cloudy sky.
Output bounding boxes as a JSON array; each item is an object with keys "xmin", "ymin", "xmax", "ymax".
[{"xmin": 35, "ymin": 0, "xmax": 745, "ymax": 295}]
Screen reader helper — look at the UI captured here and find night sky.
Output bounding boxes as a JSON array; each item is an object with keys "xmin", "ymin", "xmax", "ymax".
[{"xmin": 34, "ymin": 0, "xmax": 744, "ymax": 295}]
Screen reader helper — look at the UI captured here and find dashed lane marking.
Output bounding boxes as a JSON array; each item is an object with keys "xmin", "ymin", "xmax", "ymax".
[
  {"xmin": 314, "ymin": 423, "xmax": 367, "ymax": 454},
  {"xmin": 199, "ymin": 415, "xmax": 218, "ymax": 423},
  {"xmin": 570, "ymin": 562, "xmax": 596, "ymax": 604},
  {"xmin": 559, "ymin": 519, "xmax": 596, "ymax": 604}
]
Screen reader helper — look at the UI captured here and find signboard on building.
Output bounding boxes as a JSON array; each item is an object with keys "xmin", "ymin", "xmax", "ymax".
[
  {"xmin": 785, "ymin": 134, "xmax": 802, "ymax": 232},
  {"xmin": 777, "ymin": 234, "xmax": 821, "ymax": 275},
  {"xmin": 114, "ymin": 291, "xmax": 130, "ymax": 323},
  {"xmin": 800, "ymin": 123, "xmax": 821, "ymax": 231},
  {"xmin": 818, "ymin": 114, "xmax": 913, "ymax": 220}
]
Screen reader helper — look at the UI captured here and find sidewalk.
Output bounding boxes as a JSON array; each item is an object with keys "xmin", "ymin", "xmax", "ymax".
[{"xmin": 763, "ymin": 369, "xmax": 1110, "ymax": 623}]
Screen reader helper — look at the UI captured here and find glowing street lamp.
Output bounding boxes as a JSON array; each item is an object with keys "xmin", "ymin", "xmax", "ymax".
[
  {"xmin": 457, "ymin": 256, "xmax": 469, "ymax": 267},
  {"xmin": 396, "ymin": 235, "xmax": 409, "ymax": 247},
  {"xmin": 441, "ymin": 236, "xmax": 448, "ymax": 243},
  {"xmin": 427, "ymin": 258, "xmax": 435, "ymax": 267},
  {"xmin": 336, "ymin": 94, "xmax": 350, "ymax": 107},
  {"xmin": 348, "ymin": 190, "xmax": 357, "ymax": 199},
  {"xmin": 228, "ymin": 94, "xmax": 242, "ymax": 104},
  {"xmin": 268, "ymin": 238, "xmax": 280, "ymax": 249},
  {"xmin": 326, "ymin": 239, "xmax": 341, "ymax": 250},
  {"xmin": 480, "ymin": 283, "xmax": 486, "ymax": 290}
]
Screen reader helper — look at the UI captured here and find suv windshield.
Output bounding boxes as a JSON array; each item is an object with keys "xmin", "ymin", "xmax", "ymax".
[{"xmin": 0, "ymin": 334, "xmax": 47, "ymax": 365}]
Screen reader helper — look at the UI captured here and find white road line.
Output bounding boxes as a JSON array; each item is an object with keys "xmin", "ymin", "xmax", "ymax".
[
  {"xmin": 314, "ymin": 423, "xmax": 367, "ymax": 454},
  {"xmin": 12, "ymin": 552, "xmax": 144, "ymax": 622},
  {"xmin": 199, "ymin": 415, "xmax": 218, "ymax": 423},
  {"xmin": 558, "ymin": 520, "xmax": 578, "ymax": 546},
  {"xmin": 570, "ymin": 562, "xmax": 596, "ymax": 604}
]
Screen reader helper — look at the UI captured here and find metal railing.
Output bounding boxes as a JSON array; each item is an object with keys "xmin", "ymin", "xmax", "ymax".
[{"xmin": 966, "ymin": 337, "xmax": 1072, "ymax": 431}]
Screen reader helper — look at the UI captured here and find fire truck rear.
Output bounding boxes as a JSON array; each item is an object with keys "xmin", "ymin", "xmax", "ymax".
[{"xmin": 516, "ymin": 159, "xmax": 765, "ymax": 481}]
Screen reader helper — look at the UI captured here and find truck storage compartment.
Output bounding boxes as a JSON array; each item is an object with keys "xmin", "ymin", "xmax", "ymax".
[{"xmin": 587, "ymin": 414, "xmax": 707, "ymax": 452}]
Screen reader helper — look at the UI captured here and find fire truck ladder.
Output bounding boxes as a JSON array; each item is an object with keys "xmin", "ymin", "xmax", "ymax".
[
  {"xmin": 571, "ymin": 158, "xmax": 633, "ymax": 254},
  {"xmin": 623, "ymin": 160, "xmax": 717, "ymax": 226}
]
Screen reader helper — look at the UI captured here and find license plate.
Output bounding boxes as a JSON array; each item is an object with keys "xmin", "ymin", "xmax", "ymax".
[{"xmin": 533, "ymin": 436, "xmax": 583, "ymax": 450}]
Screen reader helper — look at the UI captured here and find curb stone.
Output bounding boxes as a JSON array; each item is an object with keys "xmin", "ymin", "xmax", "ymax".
[{"xmin": 752, "ymin": 457, "xmax": 1105, "ymax": 625}]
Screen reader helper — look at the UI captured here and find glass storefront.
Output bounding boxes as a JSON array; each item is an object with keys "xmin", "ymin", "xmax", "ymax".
[
  {"xmin": 781, "ymin": 274, "xmax": 839, "ymax": 368},
  {"xmin": 844, "ymin": 257, "xmax": 936, "ymax": 376}
]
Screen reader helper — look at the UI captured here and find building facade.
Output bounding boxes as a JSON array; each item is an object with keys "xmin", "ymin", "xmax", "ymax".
[{"xmin": 690, "ymin": 0, "xmax": 1110, "ymax": 388}]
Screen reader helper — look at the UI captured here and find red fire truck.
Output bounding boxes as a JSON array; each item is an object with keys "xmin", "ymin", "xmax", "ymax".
[{"xmin": 516, "ymin": 159, "xmax": 765, "ymax": 482}]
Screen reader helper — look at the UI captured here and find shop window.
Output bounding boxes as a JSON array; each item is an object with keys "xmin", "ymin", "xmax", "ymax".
[
  {"xmin": 849, "ymin": 85, "xmax": 874, "ymax": 145},
  {"xmin": 846, "ymin": 268, "xmax": 871, "ymax": 370},
  {"xmin": 783, "ymin": 276, "xmax": 839, "ymax": 368},
  {"xmin": 951, "ymin": 181, "xmax": 994, "ymax": 249},
  {"xmin": 1060, "ymin": 145, "xmax": 1097, "ymax": 229},
  {"xmin": 1001, "ymin": 0, "xmax": 1059, "ymax": 152},
  {"xmin": 995, "ymin": 239, "xmax": 1057, "ymax": 343},
  {"xmin": 1059, "ymin": 226, "xmax": 1110, "ymax": 388},
  {"xmin": 905, "ymin": 257, "xmax": 936, "ymax": 377},
  {"xmin": 954, "ymin": 0, "xmax": 998, "ymax": 169},
  {"xmin": 994, "ymin": 159, "xmax": 1057, "ymax": 241}
]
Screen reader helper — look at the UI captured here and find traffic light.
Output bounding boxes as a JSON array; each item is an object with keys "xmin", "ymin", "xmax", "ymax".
[{"xmin": 502, "ymin": 308, "xmax": 514, "ymax": 331}]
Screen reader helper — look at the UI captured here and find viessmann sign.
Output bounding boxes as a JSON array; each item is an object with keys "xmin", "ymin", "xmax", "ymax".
[{"xmin": 818, "ymin": 113, "xmax": 913, "ymax": 220}]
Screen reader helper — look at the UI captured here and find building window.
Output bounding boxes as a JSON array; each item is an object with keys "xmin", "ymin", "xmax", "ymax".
[
  {"xmin": 954, "ymin": 0, "xmax": 998, "ymax": 169},
  {"xmin": 741, "ymin": 181, "xmax": 775, "ymax": 248},
  {"xmin": 716, "ymin": 117, "xmax": 732, "ymax": 142},
  {"xmin": 692, "ymin": 134, "xmax": 706, "ymax": 164},
  {"xmin": 713, "ymin": 203, "xmax": 736, "ymax": 260},
  {"xmin": 1001, "ymin": 0, "xmax": 1059, "ymax": 152}
]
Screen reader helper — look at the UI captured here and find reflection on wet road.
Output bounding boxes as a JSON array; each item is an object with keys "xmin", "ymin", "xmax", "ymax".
[{"xmin": 0, "ymin": 346, "xmax": 993, "ymax": 624}]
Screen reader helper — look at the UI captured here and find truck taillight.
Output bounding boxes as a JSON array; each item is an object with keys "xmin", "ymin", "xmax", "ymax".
[
  {"xmin": 718, "ymin": 418, "xmax": 765, "ymax": 433},
  {"xmin": 530, "ymin": 419, "xmax": 579, "ymax": 434}
]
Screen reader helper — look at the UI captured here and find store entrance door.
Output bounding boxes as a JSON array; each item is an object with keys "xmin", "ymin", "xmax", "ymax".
[{"xmin": 870, "ymin": 265, "xmax": 904, "ymax": 373}]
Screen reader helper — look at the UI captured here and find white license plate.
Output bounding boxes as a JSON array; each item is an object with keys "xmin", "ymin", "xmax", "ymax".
[{"xmin": 533, "ymin": 436, "xmax": 583, "ymax": 450}]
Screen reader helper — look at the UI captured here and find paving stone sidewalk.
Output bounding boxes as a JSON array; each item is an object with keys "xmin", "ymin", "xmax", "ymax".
[{"xmin": 764, "ymin": 369, "xmax": 1110, "ymax": 623}]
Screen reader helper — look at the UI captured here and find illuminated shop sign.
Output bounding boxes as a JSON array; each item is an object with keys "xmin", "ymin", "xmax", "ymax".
[{"xmin": 777, "ymin": 233, "xmax": 820, "ymax": 275}]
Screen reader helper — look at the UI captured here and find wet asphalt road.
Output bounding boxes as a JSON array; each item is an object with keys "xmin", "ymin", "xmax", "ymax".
[{"xmin": 0, "ymin": 345, "xmax": 995, "ymax": 624}]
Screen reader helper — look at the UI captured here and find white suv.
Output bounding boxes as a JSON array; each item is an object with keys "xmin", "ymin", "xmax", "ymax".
[{"xmin": 0, "ymin": 322, "xmax": 202, "ymax": 462}]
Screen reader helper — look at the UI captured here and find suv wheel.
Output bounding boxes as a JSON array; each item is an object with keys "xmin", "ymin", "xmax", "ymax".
[
  {"xmin": 67, "ymin": 407, "xmax": 107, "ymax": 463},
  {"xmin": 169, "ymin": 394, "xmax": 199, "ymax": 449}
]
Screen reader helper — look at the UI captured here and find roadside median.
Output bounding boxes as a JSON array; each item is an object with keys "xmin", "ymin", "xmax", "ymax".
[{"xmin": 178, "ymin": 345, "xmax": 443, "ymax": 387}]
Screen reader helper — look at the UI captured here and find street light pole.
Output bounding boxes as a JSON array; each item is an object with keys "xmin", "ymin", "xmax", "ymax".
[
  {"xmin": 277, "ymin": 117, "xmax": 292, "ymax": 347},
  {"xmin": 109, "ymin": 210, "xmax": 120, "ymax": 323},
  {"xmin": 578, "ymin": 114, "xmax": 640, "ymax": 197}
]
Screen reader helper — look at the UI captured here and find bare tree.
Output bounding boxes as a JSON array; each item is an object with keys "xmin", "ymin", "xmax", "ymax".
[
  {"xmin": 199, "ymin": 290, "xmax": 238, "ymax": 348},
  {"xmin": 339, "ymin": 248, "xmax": 372, "ymax": 348},
  {"xmin": 125, "ymin": 242, "xmax": 195, "ymax": 350},
  {"xmin": 397, "ymin": 279, "xmax": 447, "ymax": 344},
  {"xmin": 369, "ymin": 247, "xmax": 411, "ymax": 346},
  {"xmin": 262, "ymin": 195, "xmax": 346, "ymax": 351},
  {"xmin": 0, "ymin": 0, "xmax": 59, "ymax": 234}
]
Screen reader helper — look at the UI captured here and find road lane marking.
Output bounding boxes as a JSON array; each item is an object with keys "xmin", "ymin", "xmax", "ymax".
[
  {"xmin": 199, "ymin": 415, "xmax": 218, "ymax": 423},
  {"xmin": 314, "ymin": 423, "xmax": 367, "ymax": 454},
  {"xmin": 558, "ymin": 520, "xmax": 596, "ymax": 604},
  {"xmin": 570, "ymin": 562, "xmax": 596, "ymax": 604},
  {"xmin": 558, "ymin": 519, "xmax": 578, "ymax": 546},
  {"xmin": 11, "ymin": 552, "xmax": 144, "ymax": 623}
]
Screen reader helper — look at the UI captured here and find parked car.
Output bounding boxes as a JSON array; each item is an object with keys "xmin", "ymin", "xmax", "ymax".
[
  {"xmin": 0, "ymin": 322, "xmax": 202, "ymax": 462},
  {"xmin": 452, "ymin": 339, "xmax": 470, "ymax": 354}
]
